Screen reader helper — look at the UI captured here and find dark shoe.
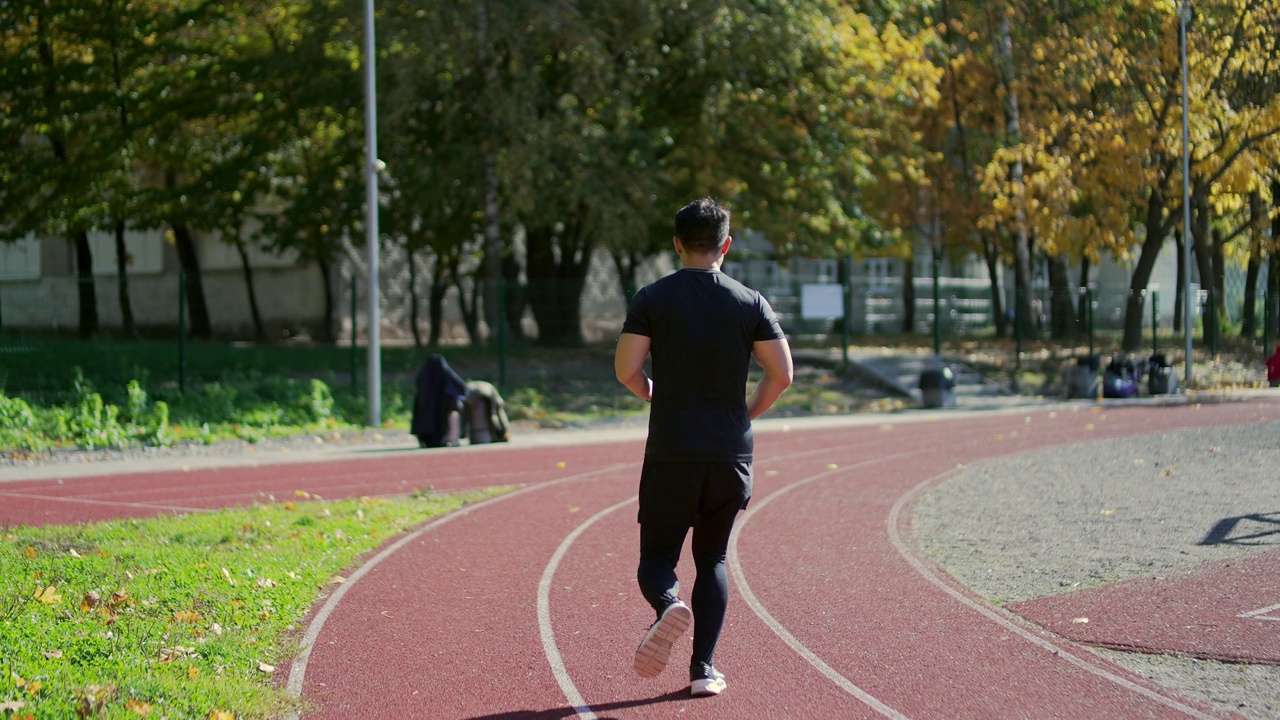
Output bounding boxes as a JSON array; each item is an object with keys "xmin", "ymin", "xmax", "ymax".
[
  {"xmin": 690, "ymin": 662, "xmax": 726, "ymax": 697},
  {"xmin": 633, "ymin": 601, "xmax": 692, "ymax": 678}
]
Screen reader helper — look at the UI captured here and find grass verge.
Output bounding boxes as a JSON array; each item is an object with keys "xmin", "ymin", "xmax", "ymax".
[{"xmin": 0, "ymin": 487, "xmax": 509, "ymax": 719}]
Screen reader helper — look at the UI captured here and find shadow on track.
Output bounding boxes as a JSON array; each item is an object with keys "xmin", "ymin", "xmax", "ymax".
[
  {"xmin": 464, "ymin": 689, "xmax": 694, "ymax": 719},
  {"xmin": 1199, "ymin": 511, "xmax": 1280, "ymax": 546}
]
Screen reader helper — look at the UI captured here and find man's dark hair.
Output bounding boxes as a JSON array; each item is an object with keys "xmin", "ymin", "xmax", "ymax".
[{"xmin": 674, "ymin": 198, "xmax": 730, "ymax": 254}]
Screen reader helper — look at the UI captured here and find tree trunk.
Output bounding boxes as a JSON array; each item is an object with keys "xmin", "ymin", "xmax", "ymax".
[
  {"xmin": 1047, "ymin": 254, "xmax": 1074, "ymax": 339},
  {"xmin": 902, "ymin": 251, "xmax": 916, "ymax": 334},
  {"xmin": 172, "ymin": 224, "xmax": 211, "ymax": 339},
  {"xmin": 481, "ymin": 159, "xmax": 502, "ymax": 344},
  {"xmin": 992, "ymin": 8, "xmax": 1035, "ymax": 340},
  {"xmin": 317, "ymin": 257, "xmax": 335, "ymax": 344},
  {"xmin": 449, "ymin": 256, "xmax": 481, "ymax": 345},
  {"xmin": 502, "ymin": 248, "xmax": 527, "ymax": 342},
  {"xmin": 982, "ymin": 233, "xmax": 1006, "ymax": 338},
  {"xmin": 1240, "ymin": 191, "xmax": 1262, "ymax": 339},
  {"xmin": 1192, "ymin": 191, "xmax": 1217, "ymax": 349},
  {"xmin": 408, "ymin": 248, "xmax": 422, "ymax": 349},
  {"xmin": 1123, "ymin": 188, "xmax": 1168, "ymax": 350},
  {"xmin": 428, "ymin": 255, "xmax": 448, "ymax": 347},
  {"xmin": 610, "ymin": 249, "xmax": 641, "ymax": 306},
  {"xmin": 113, "ymin": 221, "xmax": 137, "ymax": 338},
  {"xmin": 1076, "ymin": 255, "xmax": 1091, "ymax": 332},
  {"xmin": 73, "ymin": 230, "xmax": 98, "ymax": 338},
  {"xmin": 526, "ymin": 222, "xmax": 592, "ymax": 347},
  {"xmin": 233, "ymin": 233, "xmax": 265, "ymax": 342},
  {"xmin": 1270, "ymin": 179, "xmax": 1280, "ymax": 341}
]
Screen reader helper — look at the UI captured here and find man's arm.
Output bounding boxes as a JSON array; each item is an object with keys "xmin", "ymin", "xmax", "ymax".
[
  {"xmin": 615, "ymin": 332, "xmax": 653, "ymax": 402},
  {"xmin": 747, "ymin": 338, "xmax": 793, "ymax": 420}
]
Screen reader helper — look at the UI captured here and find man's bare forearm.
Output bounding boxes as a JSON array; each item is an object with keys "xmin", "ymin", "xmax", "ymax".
[
  {"xmin": 747, "ymin": 373, "xmax": 791, "ymax": 420},
  {"xmin": 618, "ymin": 370, "xmax": 653, "ymax": 402}
]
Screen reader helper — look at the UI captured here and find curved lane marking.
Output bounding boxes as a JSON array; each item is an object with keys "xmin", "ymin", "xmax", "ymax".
[
  {"xmin": 730, "ymin": 454, "xmax": 914, "ymax": 720},
  {"xmin": 283, "ymin": 463, "xmax": 634, "ymax": 720},
  {"xmin": 887, "ymin": 468, "xmax": 1226, "ymax": 720},
  {"xmin": 0, "ymin": 490, "xmax": 208, "ymax": 514},
  {"xmin": 537, "ymin": 495, "xmax": 638, "ymax": 720}
]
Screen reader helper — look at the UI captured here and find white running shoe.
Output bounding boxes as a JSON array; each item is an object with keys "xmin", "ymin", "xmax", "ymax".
[
  {"xmin": 690, "ymin": 662, "xmax": 727, "ymax": 696},
  {"xmin": 633, "ymin": 601, "xmax": 692, "ymax": 678}
]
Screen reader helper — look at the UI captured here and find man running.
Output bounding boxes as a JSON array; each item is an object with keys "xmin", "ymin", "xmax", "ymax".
[{"xmin": 614, "ymin": 197, "xmax": 793, "ymax": 697}]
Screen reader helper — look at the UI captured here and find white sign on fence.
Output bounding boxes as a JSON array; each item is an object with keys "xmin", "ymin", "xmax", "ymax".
[{"xmin": 800, "ymin": 283, "xmax": 844, "ymax": 320}]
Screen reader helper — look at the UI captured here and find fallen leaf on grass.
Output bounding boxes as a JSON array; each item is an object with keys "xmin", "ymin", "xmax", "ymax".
[
  {"xmin": 124, "ymin": 699, "xmax": 153, "ymax": 716},
  {"xmin": 24, "ymin": 680, "xmax": 41, "ymax": 695},
  {"xmin": 0, "ymin": 701, "xmax": 24, "ymax": 712},
  {"xmin": 210, "ymin": 622, "xmax": 223, "ymax": 636},
  {"xmin": 257, "ymin": 662, "xmax": 275, "ymax": 674},
  {"xmin": 188, "ymin": 667, "xmax": 200, "ymax": 680},
  {"xmin": 328, "ymin": 575, "xmax": 346, "ymax": 585},
  {"xmin": 82, "ymin": 590, "xmax": 100, "ymax": 611},
  {"xmin": 33, "ymin": 585, "xmax": 61, "ymax": 605},
  {"xmin": 284, "ymin": 502, "xmax": 297, "ymax": 511},
  {"xmin": 173, "ymin": 610, "xmax": 202, "ymax": 624},
  {"xmin": 68, "ymin": 548, "xmax": 81, "ymax": 558},
  {"xmin": 41, "ymin": 650, "xmax": 62, "ymax": 659},
  {"xmin": 24, "ymin": 546, "xmax": 36, "ymax": 559},
  {"xmin": 206, "ymin": 711, "xmax": 234, "ymax": 720},
  {"xmin": 255, "ymin": 577, "xmax": 277, "ymax": 589},
  {"xmin": 221, "ymin": 568, "xmax": 236, "ymax": 585}
]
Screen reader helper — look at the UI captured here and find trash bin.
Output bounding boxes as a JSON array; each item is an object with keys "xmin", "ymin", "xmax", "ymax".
[
  {"xmin": 918, "ymin": 366, "xmax": 956, "ymax": 409},
  {"xmin": 1148, "ymin": 354, "xmax": 1178, "ymax": 395},
  {"xmin": 1066, "ymin": 354, "xmax": 1100, "ymax": 399}
]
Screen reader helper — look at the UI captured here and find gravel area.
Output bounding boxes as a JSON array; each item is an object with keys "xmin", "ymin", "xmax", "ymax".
[{"xmin": 913, "ymin": 421, "xmax": 1280, "ymax": 719}]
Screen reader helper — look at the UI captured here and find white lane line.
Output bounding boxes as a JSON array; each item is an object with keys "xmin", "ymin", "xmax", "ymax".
[
  {"xmin": 537, "ymin": 495, "xmax": 638, "ymax": 720},
  {"xmin": 1239, "ymin": 603, "xmax": 1280, "ymax": 620},
  {"xmin": 0, "ymin": 490, "xmax": 208, "ymax": 514},
  {"xmin": 729, "ymin": 456, "xmax": 913, "ymax": 720},
  {"xmin": 282, "ymin": 464, "xmax": 633, "ymax": 720},
  {"xmin": 887, "ymin": 472, "xmax": 1226, "ymax": 720}
]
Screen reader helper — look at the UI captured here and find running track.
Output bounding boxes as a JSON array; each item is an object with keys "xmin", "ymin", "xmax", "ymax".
[{"xmin": 5, "ymin": 399, "xmax": 1277, "ymax": 719}]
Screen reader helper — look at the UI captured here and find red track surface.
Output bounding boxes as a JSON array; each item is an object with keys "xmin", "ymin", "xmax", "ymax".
[
  {"xmin": 1010, "ymin": 549, "xmax": 1280, "ymax": 665},
  {"xmin": 5, "ymin": 399, "xmax": 1277, "ymax": 719}
]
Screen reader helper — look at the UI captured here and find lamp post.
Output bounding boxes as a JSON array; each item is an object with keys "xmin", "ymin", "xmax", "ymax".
[
  {"xmin": 1179, "ymin": 0, "xmax": 1193, "ymax": 383},
  {"xmin": 363, "ymin": 0, "xmax": 382, "ymax": 426}
]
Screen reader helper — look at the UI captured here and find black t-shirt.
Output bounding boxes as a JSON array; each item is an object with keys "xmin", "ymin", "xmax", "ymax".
[{"xmin": 620, "ymin": 268, "xmax": 786, "ymax": 462}]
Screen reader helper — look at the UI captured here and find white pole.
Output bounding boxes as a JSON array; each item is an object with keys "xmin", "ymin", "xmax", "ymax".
[
  {"xmin": 1180, "ymin": 1, "xmax": 1193, "ymax": 383},
  {"xmin": 364, "ymin": 0, "xmax": 381, "ymax": 426}
]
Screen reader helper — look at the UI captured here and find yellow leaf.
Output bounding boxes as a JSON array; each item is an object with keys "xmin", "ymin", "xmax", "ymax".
[
  {"xmin": 173, "ymin": 610, "xmax": 202, "ymax": 624},
  {"xmin": 188, "ymin": 666, "xmax": 200, "ymax": 680},
  {"xmin": 24, "ymin": 546, "xmax": 36, "ymax": 559},
  {"xmin": 34, "ymin": 585, "xmax": 61, "ymax": 605},
  {"xmin": 25, "ymin": 680, "xmax": 41, "ymax": 695},
  {"xmin": 207, "ymin": 711, "xmax": 235, "ymax": 720},
  {"xmin": 294, "ymin": 490, "xmax": 311, "ymax": 498},
  {"xmin": 284, "ymin": 502, "xmax": 297, "ymax": 511},
  {"xmin": 125, "ymin": 699, "xmax": 153, "ymax": 716}
]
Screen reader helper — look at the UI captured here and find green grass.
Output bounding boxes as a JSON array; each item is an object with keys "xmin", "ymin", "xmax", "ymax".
[{"xmin": 0, "ymin": 487, "xmax": 509, "ymax": 719}]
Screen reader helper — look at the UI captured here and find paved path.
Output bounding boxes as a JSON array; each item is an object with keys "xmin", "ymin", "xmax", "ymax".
[{"xmin": 5, "ymin": 398, "xmax": 1278, "ymax": 719}]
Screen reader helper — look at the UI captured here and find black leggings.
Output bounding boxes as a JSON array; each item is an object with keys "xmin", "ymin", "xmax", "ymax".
[{"xmin": 636, "ymin": 504, "xmax": 740, "ymax": 669}]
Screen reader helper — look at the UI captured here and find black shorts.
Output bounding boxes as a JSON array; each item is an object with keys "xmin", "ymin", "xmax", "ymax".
[{"xmin": 637, "ymin": 460, "xmax": 752, "ymax": 527}]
